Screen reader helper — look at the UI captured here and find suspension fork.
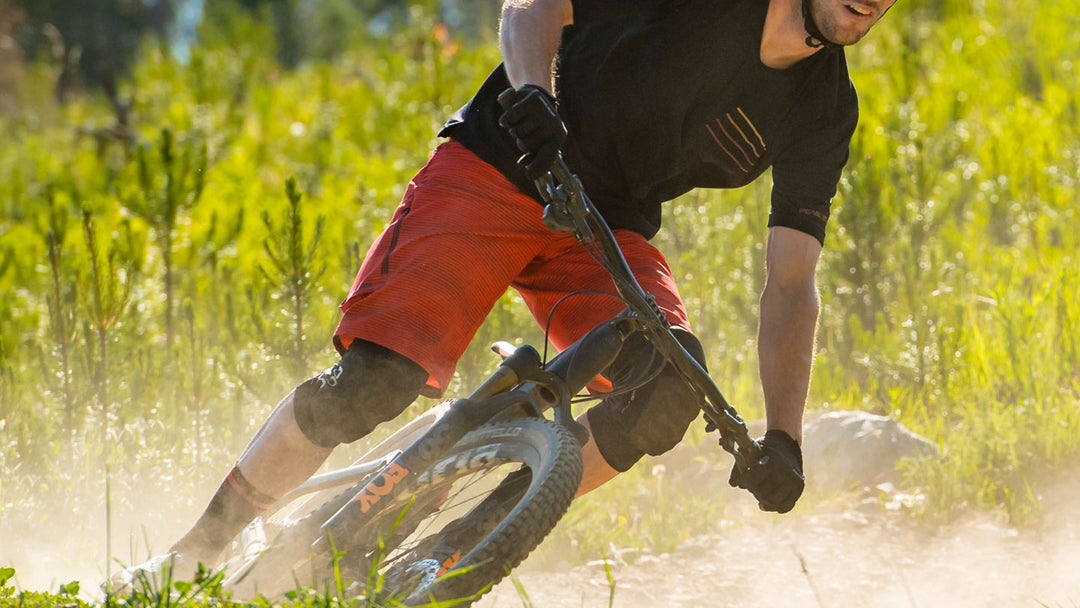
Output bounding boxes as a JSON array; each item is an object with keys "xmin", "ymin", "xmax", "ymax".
[{"xmin": 314, "ymin": 316, "xmax": 640, "ymax": 550}]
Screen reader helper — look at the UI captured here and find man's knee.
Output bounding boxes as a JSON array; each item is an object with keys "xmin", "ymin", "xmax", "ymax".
[
  {"xmin": 586, "ymin": 329, "xmax": 707, "ymax": 471},
  {"xmin": 292, "ymin": 341, "xmax": 429, "ymax": 448}
]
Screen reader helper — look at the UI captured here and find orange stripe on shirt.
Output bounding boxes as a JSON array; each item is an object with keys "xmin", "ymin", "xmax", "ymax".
[
  {"xmin": 705, "ymin": 122, "xmax": 749, "ymax": 173},
  {"xmin": 737, "ymin": 107, "xmax": 766, "ymax": 151},
  {"xmin": 716, "ymin": 118, "xmax": 754, "ymax": 167},
  {"xmin": 727, "ymin": 113, "xmax": 760, "ymax": 158}
]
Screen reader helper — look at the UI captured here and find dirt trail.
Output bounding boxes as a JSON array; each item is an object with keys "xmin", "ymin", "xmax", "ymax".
[
  {"xmin": 4, "ymin": 478, "xmax": 1078, "ymax": 606},
  {"xmin": 3, "ymin": 451, "xmax": 1077, "ymax": 606},
  {"xmin": 479, "ymin": 474, "xmax": 1080, "ymax": 608}
]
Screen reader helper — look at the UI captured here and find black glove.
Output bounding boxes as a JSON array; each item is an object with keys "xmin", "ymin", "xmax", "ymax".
[
  {"xmin": 729, "ymin": 430, "xmax": 804, "ymax": 514},
  {"xmin": 498, "ymin": 85, "xmax": 567, "ymax": 180}
]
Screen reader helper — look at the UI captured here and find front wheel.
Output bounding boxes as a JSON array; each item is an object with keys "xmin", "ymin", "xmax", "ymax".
[{"xmin": 361, "ymin": 418, "xmax": 583, "ymax": 606}]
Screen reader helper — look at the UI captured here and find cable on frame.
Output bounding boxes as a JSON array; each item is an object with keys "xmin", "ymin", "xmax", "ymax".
[{"xmin": 538, "ymin": 288, "xmax": 670, "ymax": 405}]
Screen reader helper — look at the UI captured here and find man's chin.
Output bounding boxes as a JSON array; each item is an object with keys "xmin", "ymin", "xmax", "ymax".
[{"xmin": 824, "ymin": 28, "xmax": 870, "ymax": 47}]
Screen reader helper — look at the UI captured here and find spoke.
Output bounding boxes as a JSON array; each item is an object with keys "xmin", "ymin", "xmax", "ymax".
[{"xmin": 381, "ymin": 462, "xmax": 527, "ymax": 567}]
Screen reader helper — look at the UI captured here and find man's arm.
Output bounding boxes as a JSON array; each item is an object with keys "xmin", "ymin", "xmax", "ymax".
[
  {"xmin": 500, "ymin": 0, "xmax": 574, "ymax": 92},
  {"xmin": 758, "ymin": 226, "xmax": 823, "ymax": 445}
]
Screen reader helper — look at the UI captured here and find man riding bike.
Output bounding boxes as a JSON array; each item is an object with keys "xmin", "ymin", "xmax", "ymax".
[{"xmin": 122, "ymin": 0, "xmax": 898, "ymax": 581}]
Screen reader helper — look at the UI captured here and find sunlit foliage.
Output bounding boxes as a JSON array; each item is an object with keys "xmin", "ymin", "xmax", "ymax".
[{"xmin": 0, "ymin": 0, "xmax": 1077, "ymax": 590}]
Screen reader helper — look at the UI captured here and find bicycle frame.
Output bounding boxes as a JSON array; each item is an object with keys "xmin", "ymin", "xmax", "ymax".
[
  {"xmin": 227, "ymin": 334, "xmax": 609, "ymax": 588},
  {"xmin": 313, "ymin": 320, "xmax": 644, "ymax": 545},
  {"xmin": 530, "ymin": 153, "xmax": 763, "ymax": 471},
  {"xmin": 229, "ymin": 118, "xmax": 764, "ymax": 592}
]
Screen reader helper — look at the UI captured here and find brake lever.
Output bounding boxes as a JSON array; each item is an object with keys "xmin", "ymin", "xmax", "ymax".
[
  {"xmin": 541, "ymin": 158, "xmax": 599, "ymax": 243},
  {"xmin": 707, "ymin": 408, "xmax": 763, "ymax": 470},
  {"xmin": 538, "ymin": 167, "xmax": 577, "ymax": 233}
]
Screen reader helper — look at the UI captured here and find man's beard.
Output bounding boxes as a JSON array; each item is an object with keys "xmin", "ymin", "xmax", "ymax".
[{"xmin": 806, "ymin": 0, "xmax": 878, "ymax": 47}]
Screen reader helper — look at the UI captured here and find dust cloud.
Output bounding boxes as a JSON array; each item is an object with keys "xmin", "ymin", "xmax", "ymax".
[
  {"xmin": 481, "ymin": 468, "xmax": 1080, "ymax": 608},
  {"xmin": 3, "ymin": 456, "xmax": 1078, "ymax": 606},
  {"xmin": 0, "ymin": 469, "xmax": 221, "ymax": 597}
]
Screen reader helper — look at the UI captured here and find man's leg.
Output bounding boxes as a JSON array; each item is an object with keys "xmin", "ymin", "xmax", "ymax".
[
  {"xmin": 168, "ymin": 393, "xmax": 329, "ymax": 562},
  {"xmin": 512, "ymin": 228, "xmax": 702, "ymax": 496},
  {"xmin": 232, "ymin": 395, "xmax": 332, "ymax": 500},
  {"xmin": 170, "ymin": 341, "xmax": 428, "ymax": 563},
  {"xmin": 580, "ymin": 328, "xmax": 708, "ymax": 478},
  {"xmin": 567, "ymin": 337, "xmax": 709, "ymax": 499},
  {"xmin": 574, "ymin": 413, "xmax": 619, "ymax": 497}
]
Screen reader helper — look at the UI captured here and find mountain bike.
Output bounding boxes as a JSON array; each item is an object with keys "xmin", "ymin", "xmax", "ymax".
[{"xmin": 212, "ymin": 102, "xmax": 763, "ymax": 607}]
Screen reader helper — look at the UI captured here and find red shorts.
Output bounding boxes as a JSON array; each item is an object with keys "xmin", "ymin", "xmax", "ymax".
[{"xmin": 335, "ymin": 141, "xmax": 690, "ymax": 397}]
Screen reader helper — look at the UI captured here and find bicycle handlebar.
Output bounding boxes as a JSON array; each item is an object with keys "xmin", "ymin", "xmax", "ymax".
[{"xmin": 496, "ymin": 89, "xmax": 762, "ymax": 470}]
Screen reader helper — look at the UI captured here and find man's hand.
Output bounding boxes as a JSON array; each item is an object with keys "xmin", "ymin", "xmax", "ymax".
[
  {"xmin": 729, "ymin": 429, "xmax": 804, "ymax": 513},
  {"xmin": 498, "ymin": 85, "xmax": 567, "ymax": 180}
]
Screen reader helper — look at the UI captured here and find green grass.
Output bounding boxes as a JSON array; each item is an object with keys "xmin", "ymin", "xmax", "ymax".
[
  {"xmin": 0, "ymin": 563, "xmax": 460, "ymax": 607},
  {"xmin": 2, "ymin": 0, "xmax": 1080, "ymax": 600}
]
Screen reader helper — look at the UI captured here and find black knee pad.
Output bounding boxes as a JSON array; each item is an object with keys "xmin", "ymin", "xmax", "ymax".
[
  {"xmin": 293, "ymin": 341, "xmax": 429, "ymax": 448},
  {"xmin": 586, "ymin": 329, "xmax": 707, "ymax": 472}
]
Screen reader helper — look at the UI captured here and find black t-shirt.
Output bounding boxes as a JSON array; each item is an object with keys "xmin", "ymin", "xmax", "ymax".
[{"xmin": 440, "ymin": 0, "xmax": 858, "ymax": 244}]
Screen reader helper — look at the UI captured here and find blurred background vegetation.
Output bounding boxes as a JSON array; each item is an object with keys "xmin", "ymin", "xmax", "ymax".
[{"xmin": 0, "ymin": 0, "xmax": 1078, "ymax": 590}]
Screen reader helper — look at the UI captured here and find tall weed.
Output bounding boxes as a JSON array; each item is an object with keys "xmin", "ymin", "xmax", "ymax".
[{"xmin": 0, "ymin": 1, "xmax": 1078, "ymax": 589}]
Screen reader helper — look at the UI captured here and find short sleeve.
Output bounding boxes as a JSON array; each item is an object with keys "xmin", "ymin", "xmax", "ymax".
[{"xmin": 769, "ymin": 86, "xmax": 858, "ymax": 245}]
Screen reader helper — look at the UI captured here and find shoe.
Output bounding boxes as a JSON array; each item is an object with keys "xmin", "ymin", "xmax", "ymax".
[
  {"xmin": 105, "ymin": 552, "xmax": 195, "ymax": 596},
  {"xmin": 105, "ymin": 539, "xmax": 222, "ymax": 597}
]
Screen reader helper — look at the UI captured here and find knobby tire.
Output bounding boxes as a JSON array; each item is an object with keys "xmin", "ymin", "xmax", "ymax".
[{"xmin": 228, "ymin": 418, "xmax": 583, "ymax": 606}]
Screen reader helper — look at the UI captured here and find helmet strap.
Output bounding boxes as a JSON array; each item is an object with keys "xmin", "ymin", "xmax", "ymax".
[{"xmin": 801, "ymin": 0, "xmax": 842, "ymax": 51}]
